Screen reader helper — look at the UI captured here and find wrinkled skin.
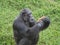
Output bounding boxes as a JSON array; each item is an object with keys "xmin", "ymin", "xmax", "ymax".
[{"xmin": 13, "ymin": 8, "xmax": 50, "ymax": 45}]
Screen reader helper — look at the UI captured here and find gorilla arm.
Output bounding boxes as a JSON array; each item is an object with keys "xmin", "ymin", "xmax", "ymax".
[{"xmin": 27, "ymin": 16, "xmax": 50, "ymax": 35}]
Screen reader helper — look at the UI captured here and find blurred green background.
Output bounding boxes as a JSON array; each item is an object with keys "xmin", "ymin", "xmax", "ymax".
[{"xmin": 0, "ymin": 0, "xmax": 60, "ymax": 45}]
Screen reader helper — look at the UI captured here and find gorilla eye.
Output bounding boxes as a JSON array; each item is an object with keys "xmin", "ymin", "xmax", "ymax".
[{"xmin": 23, "ymin": 13, "xmax": 27, "ymax": 16}]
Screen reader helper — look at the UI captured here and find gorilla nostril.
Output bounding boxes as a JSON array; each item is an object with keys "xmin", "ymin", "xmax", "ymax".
[{"xmin": 30, "ymin": 19, "xmax": 34, "ymax": 22}]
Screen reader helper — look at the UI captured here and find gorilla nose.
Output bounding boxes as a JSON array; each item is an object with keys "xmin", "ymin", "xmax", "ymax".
[{"xmin": 30, "ymin": 18, "xmax": 34, "ymax": 22}]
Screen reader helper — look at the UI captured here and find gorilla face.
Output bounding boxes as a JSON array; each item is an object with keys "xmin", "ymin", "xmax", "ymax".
[
  {"xmin": 21, "ymin": 8, "xmax": 32, "ymax": 21},
  {"xmin": 22, "ymin": 12, "xmax": 32, "ymax": 22}
]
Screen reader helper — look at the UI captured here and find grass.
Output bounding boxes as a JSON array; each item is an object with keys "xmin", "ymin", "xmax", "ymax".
[{"xmin": 0, "ymin": 0, "xmax": 60, "ymax": 45}]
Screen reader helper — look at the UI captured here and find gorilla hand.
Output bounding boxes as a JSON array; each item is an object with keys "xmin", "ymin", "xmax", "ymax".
[{"xmin": 37, "ymin": 16, "xmax": 50, "ymax": 30}]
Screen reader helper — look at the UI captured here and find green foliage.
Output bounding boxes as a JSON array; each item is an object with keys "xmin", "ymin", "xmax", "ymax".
[{"xmin": 0, "ymin": 0, "xmax": 60, "ymax": 45}]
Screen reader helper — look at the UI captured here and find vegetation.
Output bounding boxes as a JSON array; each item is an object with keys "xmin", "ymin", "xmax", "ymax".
[{"xmin": 0, "ymin": 0, "xmax": 60, "ymax": 45}]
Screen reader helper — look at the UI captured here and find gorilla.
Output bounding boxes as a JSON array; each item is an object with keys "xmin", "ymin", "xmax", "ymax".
[{"xmin": 13, "ymin": 8, "xmax": 50, "ymax": 45}]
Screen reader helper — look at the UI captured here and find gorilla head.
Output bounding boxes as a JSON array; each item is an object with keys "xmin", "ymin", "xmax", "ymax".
[
  {"xmin": 20, "ymin": 8, "xmax": 35, "ymax": 27},
  {"xmin": 20, "ymin": 8, "xmax": 33, "ymax": 22}
]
